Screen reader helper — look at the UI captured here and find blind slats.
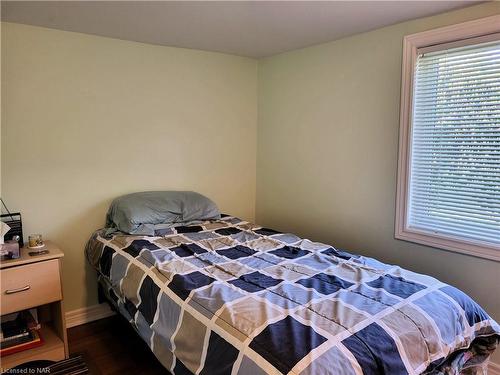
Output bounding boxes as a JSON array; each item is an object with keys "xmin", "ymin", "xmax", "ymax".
[
  {"xmin": 415, "ymin": 70, "xmax": 500, "ymax": 87},
  {"xmin": 414, "ymin": 128, "xmax": 499, "ymax": 135},
  {"xmin": 413, "ymin": 113, "xmax": 500, "ymax": 121},
  {"xmin": 411, "ymin": 185, "xmax": 500, "ymax": 204},
  {"xmin": 417, "ymin": 61, "xmax": 499, "ymax": 75},
  {"xmin": 414, "ymin": 106, "xmax": 500, "ymax": 116},
  {"xmin": 417, "ymin": 44, "xmax": 499, "ymax": 63},
  {"xmin": 410, "ymin": 216, "xmax": 499, "ymax": 237},
  {"xmin": 414, "ymin": 83, "xmax": 499, "ymax": 96},
  {"xmin": 415, "ymin": 105, "xmax": 500, "ymax": 115},
  {"xmin": 417, "ymin": 52, "xmax": 500, "ymax": 67},
  {"xmin": 408, "ymin": 39, "xmax": 500, "ymax": 245},
  {"xmin": 413, "ymin": 152, "xmax": 500, "ymax": 157},
  {"xmin": 412, "ymin": 170, "xmax": 500, "ymax": 183},
  {"xmin": 410, "ymin": 214, "xmax": 498, "ymax": 232},
  {"xmin": 410, "ymin": 200, "xmax": 498, "ymax": 218},
  {"xmin": 412, "ymin": 121, "xmax": 499, "ymax": 127},
  {"xmin": 410, "ymin": 164, "xmax": 499, "ymax": 175},
  {"xmin": 409, "ymin": 218, "xmax": 499, "ymax": 242},
  {"xmin": 413, "ymin": 146, "xmax": 500, "ymax": 153},
  {"xmin": 415, "ymin": 98, "xmax": 499, "ymax": 108},
  {"xmin": 412, "ymin": 170, "xmax": 500, "ymax": 184},
  {"xmin": 414, "ymin": 134, "xmax": 499, "ymax": 140}
]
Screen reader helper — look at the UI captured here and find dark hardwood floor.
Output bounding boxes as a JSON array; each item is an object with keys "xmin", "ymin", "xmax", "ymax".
[{"xmin": 68, "ymin": 315, "xmax": 168, "ymax": 375}]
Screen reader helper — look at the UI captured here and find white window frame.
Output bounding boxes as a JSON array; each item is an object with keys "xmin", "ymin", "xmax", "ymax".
[{"xmin": 395, "ymin": 15, "xmax": 500, "ymax": 262}]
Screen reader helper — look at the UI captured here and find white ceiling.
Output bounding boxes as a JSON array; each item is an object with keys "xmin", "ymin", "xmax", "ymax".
[{"xmin": 1, "ymin": 1, "xmax": 481, "ymax": 58}]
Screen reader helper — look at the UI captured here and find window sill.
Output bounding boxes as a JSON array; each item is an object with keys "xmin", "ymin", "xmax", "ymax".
[{"xmin": 395, "ymin": 227, "xmax": 500, "ymax": 262}]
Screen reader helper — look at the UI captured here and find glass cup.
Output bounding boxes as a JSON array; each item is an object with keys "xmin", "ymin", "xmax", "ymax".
[{"xmin": 28, "ymin": 234, "xmax": 44, "ymax": 248}]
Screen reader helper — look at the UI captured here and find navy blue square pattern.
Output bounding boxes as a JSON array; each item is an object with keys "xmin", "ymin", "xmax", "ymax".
[
  {"xmin": 270, "ymin": 246, "xmax": 310, "ymax": 259},
  {"xmin": 168, "ymin": 271, "xmax": 215, "ymax": 300},
  {"xmin": 173, "ymin": 246, "xmax": 192, "ymax": 258},
  {"xmin": 138, "ymin": 276, "xmax": 161, "ymax": 325},
  {"xmin": 173, "ymin": 244, "xmax": 208, "ymax": 258},
  {"xmin": 249, "ymin": 316, "xmax": 327, "ymax": 374},
  {"xmin": 217, "ymin": 245, "xmax": 256, "ymax": 260},
  {"xmin": 124, "ymin": 240, "xmax": 160, "ymax": 257},
  {"xmin": 296, "ymin": 273, "xmax": 353, "ymax": 295},
  {"xmin": 342, "ymin": 322, "xmax": 406, "ymax": 375},
  {"xmin": 173, "ymin": 359, "xmax": 193, "ymax": 375},
  {"xmin": 99, "ymin": 246, "xmax": 115, "ymax": 277},
  {"xmin": 215, "ymin": 227, "xmax": 242, "ymax": 236},
  {"xmin": 366, "ymin": 275, "xmax": 425, "ymax": 299},
  {"xmin": 254, "ymin": 228, "xmax": 281, "ymax": 236},
  {"xmin": 321, "ymin": 247, "xmax": 356, "ymax": 260},
  {"xmin": 175, "ymin": 225, "xmax": 204, "ymax": 233},
  {"xmin": 229, "ymin": 271, "xmax": 282, "ymax": 293},
  {"xmin": 200, "ymin": 331, "xmax": 239, "ymax": 375},
  {"xmin": 124, "ymin": 297, "xmax": 138, "ymax": 319}
]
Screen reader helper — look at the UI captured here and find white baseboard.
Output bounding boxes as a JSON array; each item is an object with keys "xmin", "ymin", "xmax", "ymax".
[
  {"xmin": 65, "ymin": 303, "xmax": 115, "ymax": 328},
  {"xmin": 490, "ymin": 361, "xmax": 500, "ymax": 375}
]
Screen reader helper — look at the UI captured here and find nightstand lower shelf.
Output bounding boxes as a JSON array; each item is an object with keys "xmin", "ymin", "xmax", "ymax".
[{"xmin": 1, "ymin": 325, "xmax": 65, "ymax": 370}]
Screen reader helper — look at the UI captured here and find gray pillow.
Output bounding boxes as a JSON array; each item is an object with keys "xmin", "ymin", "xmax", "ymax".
[{"xmin": 105, "ymin": 191, "xmax": 220, "ymax": 235}]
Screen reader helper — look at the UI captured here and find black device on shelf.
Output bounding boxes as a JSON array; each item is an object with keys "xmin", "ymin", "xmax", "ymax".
[{"xmin": 1, "ymin": 199, "xmax": 23, "ymax": 247}]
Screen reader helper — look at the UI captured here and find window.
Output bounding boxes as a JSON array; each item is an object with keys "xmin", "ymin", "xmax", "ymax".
[{"xmin": 396, "ymin": 16, "xmax": 500, "ymax": 261}]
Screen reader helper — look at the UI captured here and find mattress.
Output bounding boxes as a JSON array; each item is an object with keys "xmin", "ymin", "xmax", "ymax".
[{"xmin": 85, "ymin": 215, "xmax": 499, "ymax": 375}]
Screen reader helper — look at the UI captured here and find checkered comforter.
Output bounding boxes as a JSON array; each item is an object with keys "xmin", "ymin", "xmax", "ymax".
[{"xmin": 85, "ymin": 215, "xmax": 499, "ymax": 375}]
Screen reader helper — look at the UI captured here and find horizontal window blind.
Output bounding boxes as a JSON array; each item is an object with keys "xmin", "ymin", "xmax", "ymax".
[{"xmin": 409, "ymin": 39, "xmax": 500, "ymax": 245}]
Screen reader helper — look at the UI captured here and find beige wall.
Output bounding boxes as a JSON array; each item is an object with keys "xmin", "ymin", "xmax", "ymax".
[
  {"xmin": 257, "ymin": 1, "xmax": 500, "ymax": 362},
  {"xmin": 1, "ymin": 22, "xmax": 257, "ymax": 311}
]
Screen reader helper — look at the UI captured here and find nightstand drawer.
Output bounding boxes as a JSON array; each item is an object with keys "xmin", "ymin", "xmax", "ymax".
[{"xmin": 1, "ymin": 259, "xmax": 62, "ymax": 315}]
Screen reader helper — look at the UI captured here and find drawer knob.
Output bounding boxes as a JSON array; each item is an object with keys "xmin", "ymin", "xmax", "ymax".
[{"xmin": 5, "ymin": 285, "xmax": 31, "ymax": 294}]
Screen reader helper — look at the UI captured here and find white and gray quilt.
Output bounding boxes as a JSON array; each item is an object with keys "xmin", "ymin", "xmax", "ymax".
[{"xmin": 85, "ymin": 215, "xmax": 499, "ymax": 375}]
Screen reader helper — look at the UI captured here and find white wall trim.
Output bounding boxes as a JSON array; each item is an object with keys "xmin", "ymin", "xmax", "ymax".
[
  {"xmin": 489, "ymin": 360, "xmax": 500, "ymax": 375},
  {"xmin": 65, "ymin": 303, "xmax": 115, "ymax": 328}
]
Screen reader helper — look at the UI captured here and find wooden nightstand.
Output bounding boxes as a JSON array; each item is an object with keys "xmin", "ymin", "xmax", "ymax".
[{"xmin": 0, "ymin": 241, "xmax": 68, "ymax": 370}]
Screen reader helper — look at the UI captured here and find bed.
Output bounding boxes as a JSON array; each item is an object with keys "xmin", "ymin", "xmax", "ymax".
[{"xmin": 85, "ymin": 214, "xmax": 499, "ymax": 375}]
